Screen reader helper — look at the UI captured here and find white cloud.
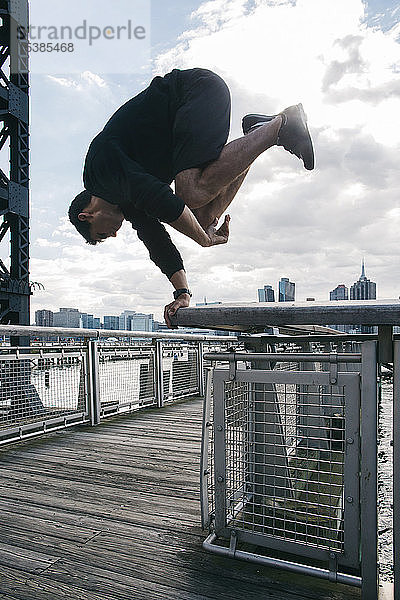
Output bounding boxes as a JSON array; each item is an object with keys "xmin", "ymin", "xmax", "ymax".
[{"xmin": 48, "ymin": 70, "xmax": 108, "ymax": 89}]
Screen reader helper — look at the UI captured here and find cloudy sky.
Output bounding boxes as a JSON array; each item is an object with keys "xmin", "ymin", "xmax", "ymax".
[{"xmin": 22, "ymin": 0, "xmax": 400, "ymax": 322}]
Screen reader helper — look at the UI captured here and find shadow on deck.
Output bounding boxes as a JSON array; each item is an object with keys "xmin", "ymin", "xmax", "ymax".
[{"xmin": 0, "ymin": 397, "xmax": 360, "ymax": 600}]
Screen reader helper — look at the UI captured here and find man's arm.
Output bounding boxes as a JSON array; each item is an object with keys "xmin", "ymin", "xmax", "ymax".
[
  {"xmin": 133, "ymin": 212, "xmax": 185, "ymax": 278},
  {"xmin": 163, "ymin": 211, "xmax": 230, "ymax": 328},
  {"xmin": 164, "ymin": 269, "xmax": 191, "ymax": 329},
  {"xmin": 169, "ymin": 206, "xmax": 230, "ymax": 247},
  {"xmin": 130, "ymin": 213, "xmax": 192, "ymax": 328}
]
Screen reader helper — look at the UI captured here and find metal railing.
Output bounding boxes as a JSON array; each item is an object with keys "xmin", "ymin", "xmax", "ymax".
[
  {"xmin": 0, "ymin": 324, "xmax": 236, "ymax": 445},
  {"xmin": 201, "ymin": 342, "xmax": 387, "ymax": 600}
]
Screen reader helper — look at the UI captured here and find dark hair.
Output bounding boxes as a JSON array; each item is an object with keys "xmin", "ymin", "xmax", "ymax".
[{"xmin": 68, "ymin": 190, "xmax": 99, "ymax": 245}]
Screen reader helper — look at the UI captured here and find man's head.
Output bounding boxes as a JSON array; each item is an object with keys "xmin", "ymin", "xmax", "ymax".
[{"xmin": 69, "ymin": 191, "xmax": 124, "ymax": 244}]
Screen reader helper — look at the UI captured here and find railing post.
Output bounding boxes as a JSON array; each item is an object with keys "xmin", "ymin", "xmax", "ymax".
[
  {"xmin": 87, "ymin": 339, "xmax": 101, "ymax": 425},
  {"xmin": 360, "ymin": 341, "xmax": 378, "ymax": 600},
  {"xmin": 200, "ymin": 366, "xmax": 213, "ymax": 528},
  {"xmin": 394, "ymin": 342, "xmax": 400, "ymax": 600},
  {"xmin": 155, "ymin": 339, "xmax": 164, "ymax": 408},
  {"xmin": 197, "ymin": 341, "xmax": 205, "ymax": 397}
]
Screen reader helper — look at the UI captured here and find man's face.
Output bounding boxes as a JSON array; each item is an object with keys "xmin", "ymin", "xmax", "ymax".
[
  {"xmin": 88, "ymin": 210, "xmax": 124, "ymax": 241},
  {"xmin": 78, "ymin": 196, "xmax": 124, "ymax": 241}
]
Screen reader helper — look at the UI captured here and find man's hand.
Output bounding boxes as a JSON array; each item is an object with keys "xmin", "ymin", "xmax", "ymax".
[
  {"xmin": 205, "ymin": 215, "xmax": 230, "ymax": 246},
  {"xmin": 164, "ymin": 293, "xmax": 191, "ymax": 329}
]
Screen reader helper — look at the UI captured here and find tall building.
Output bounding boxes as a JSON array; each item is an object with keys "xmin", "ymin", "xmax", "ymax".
[
  {"xmin": 350, "ymin": 260, "xmax": 376, "ymax": 300},
  {"xmin": 278, "ymin": 278, "xmax": 295, "ymax": 302},
  {"xmin": 53, "ymin": 308, "xmax": 81, "ymax": 328},
  {"xmin": 130, "ymin": 312, "xmax": 154, "ymax": 332},
  {"xmin": 104, "ymin": 315, "xmax": 120, "ymax": 330},
  {"xmin": 119, "ymin": 310, "xmax": 154, "ymax": 332},
  {"xmin": 330, "ymin": 284, "xmax": 348, "ymax": 301},
  {"xmin": 350, "ymin": 260, "xmax": 376, "ymax": 334},
  {"xmin": 258, "ymin": 285, "xmax": 275, "ymax": 302},
  {"xmin": 35, "ymin": 309, "xmax": 53, "ymax": 327},
  {"xmin": 80, "ymin": 313, "xmax": 94, "ymax": 329},
  {"xmin": 119, "ymin": 310, "xmax": 137, "ymax": 331}
]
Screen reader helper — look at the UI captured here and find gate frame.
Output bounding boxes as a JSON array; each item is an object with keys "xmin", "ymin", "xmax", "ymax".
[
  {"xmin": 203, "ymin": 344, "xmax": 379, "ymax": 596},
  {"xmin": 212, "ymin": 368, "xmax": 361, "ymax": 568}
]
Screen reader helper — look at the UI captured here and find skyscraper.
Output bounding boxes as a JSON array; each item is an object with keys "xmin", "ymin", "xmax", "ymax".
[
  {"xmin": 350, "ymin": 260, "xmax": 376, "ymax": 334},
  {"xmin": 35, "ymin": 309, "xmax": 53, "ymax": 327},
  {"xmin": 130, "ymin": 312, "xmax": 154, "ymax": 332},
  {"xmin": 119, "ymin": 310, "xmax": 137, "ymax": 331},
  {"xmin": 80, "ymin": 313, "xmax": 94, "ymax": 329},
  {"xmin": 119, "ymin": 310, "xmax": 154, "ymax": 332},
  {"xmin": 104, "ymin": 315, "xmax": 120, "ymax": 330},
  {"xmin": 53, "ymin": 308, "xmax": 81, "ymax": 328},
  {"xmin": 258, "ymin": 285, "xmax": 275, "ymax": 302},
  {"xmin": 350, "ymin": 259, "xmax": 376, "ymax": 300},
  {"xmin": 278, "ymin": 278, "xmax": 295, "ymax": 302},
  {"xmin": 330, "ymin": 284, "xmax": 348, "ymax": 301}
]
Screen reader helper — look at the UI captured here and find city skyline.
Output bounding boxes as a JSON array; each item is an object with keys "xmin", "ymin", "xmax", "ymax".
[
  {"xmin": 36, "ymin": 307, "xmax": 156, "ymax": 331},
  {"xmin": 35, "ymin": 258, "xmax": 385, "ymax": 327}
]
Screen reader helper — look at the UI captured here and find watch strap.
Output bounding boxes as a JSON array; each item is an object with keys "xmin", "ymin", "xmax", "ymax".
[{"xmin": 173, "ymin": 288, "xmax": 192, "ymax": 300}]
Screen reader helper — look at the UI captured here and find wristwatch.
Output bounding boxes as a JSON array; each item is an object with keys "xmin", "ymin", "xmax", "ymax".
[{"xmin": 173, "ymin": 288, "xmax": 192, "ymax": 300}]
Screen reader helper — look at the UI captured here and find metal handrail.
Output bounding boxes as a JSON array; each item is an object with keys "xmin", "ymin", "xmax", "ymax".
[
  {"xmin": 0, "ymin": 324, "xmax": 237, "ymax": 342},
  {"xmin": 204, "ymin": 351, "xmax": 362, "ymax": 363}
]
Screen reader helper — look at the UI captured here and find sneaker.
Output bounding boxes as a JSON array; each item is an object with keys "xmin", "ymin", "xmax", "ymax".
[
  {"xmin": 242, "ymin": 104, "xmax": 315, "ymax": 170},
  {"xmin": 277, "ymin": 104, "xmax": 314, "ymax": 170}
]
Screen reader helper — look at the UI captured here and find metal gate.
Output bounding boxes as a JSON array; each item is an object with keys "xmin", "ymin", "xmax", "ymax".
[{"xmin": 210, "ymin": 368, "xmax": 360, "ymax": 569}]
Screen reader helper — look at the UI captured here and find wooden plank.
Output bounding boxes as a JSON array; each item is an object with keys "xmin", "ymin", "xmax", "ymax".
[
  {"xmin": 0, "ymin": 469, "xmax": 201, "ymax": 511},
  {"xmin": 0, "ymin": 454, "xmax": 201, "ymax": 481},
  {"xmin": 4, "ymin": 424, "xmax": 203, "ymax": 446},
  {"xmin": 174, "ymin": 299, "xmax": 400, "ymax": 331},
  {"xmin": 0, "ymin": 542, "xmax": 60, "ymax": 574},
  {"xmin": 0, "ymin": 522, "xmax": 312, "ymax": 598},
  {"xmin": 0, "ymin": 510, "xmax": 100, "ymax": 543},
  {"xmin": 0, "ymin": 500, "xmax": 204, "ymax": 541},
  {"xmin": 0, "ymin": 462, "xmax": 200, "ymax": 500},
  {"xmin": 0, "ymin": 522, "xmax": 313, "ymax": 600},
  {"xmin": 0, "ymin": 578, "xmax": 112, "ymax": 600},
  {"xmin": 0, "ymin": 563, "xmax": 203, "ymax": 600},
  {"xmin": 0, "ymin": 451, "xmax": 201, "ymax": 475},
  {"xmin": 0, "ymin": 484, "xmax": 201, "ymax": 528},
  {"xmin": 0, "ymin": 458, "xmax": 200, "ymax": 489},
  {"xmin": 38, "ymin": 559, "xmax": 217, "ymax": 600},
  {"xmin": 0, "ymin": 443, "xmax": 202, "ymax": 464}
]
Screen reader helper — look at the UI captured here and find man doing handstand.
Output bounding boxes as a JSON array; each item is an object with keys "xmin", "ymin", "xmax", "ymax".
[{"xmin": 68, "ymin": 68, "xmax": 314, "ymax": 327}]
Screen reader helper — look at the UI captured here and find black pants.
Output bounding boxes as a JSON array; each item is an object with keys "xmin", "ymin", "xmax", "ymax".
[{"xmin": 170, "ymin": 68, "xmax": 231, "ymax": 177}]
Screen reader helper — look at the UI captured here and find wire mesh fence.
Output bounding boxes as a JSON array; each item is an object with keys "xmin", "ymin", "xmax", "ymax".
[
  {"xmin": 98, "ymin": 346, "xmax": 156, "ymax": 414},
  {"xmin": 223, "ymin": 379, "xmax": 346, "ymax": 553},
  {"xmin": 0, "ymin": 349, "xmax": 88, "ymax": 443},
  {"xmin": 0, "ymin": 350, "xmax": 87, "ymax": 425},
  {"xmin": 0, "ymin": 337, "xmax": 222, "ymax": 444},
  {"xmin": 162, "ymin": 344, "xmax": 200, "ymax": 403},
  {"xmin": 208, "ymin": 361, "xmax": 362, "ymax": 573}
]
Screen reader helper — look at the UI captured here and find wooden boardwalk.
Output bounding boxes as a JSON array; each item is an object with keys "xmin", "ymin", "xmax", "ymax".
[{"xmin": 0, "ymin": 397, "xmax": 360, "ymax": 600}]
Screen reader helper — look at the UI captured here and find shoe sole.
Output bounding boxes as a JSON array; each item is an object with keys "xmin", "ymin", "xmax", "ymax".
[{"xmin": 286, "ymin": 103, "xmax": 314, "ymax": 170}]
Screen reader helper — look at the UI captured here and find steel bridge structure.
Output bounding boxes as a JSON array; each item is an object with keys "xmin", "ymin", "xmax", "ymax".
[{"xmin": 0, "ymin": 0, "xmax": 29, "ymax": 334}]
